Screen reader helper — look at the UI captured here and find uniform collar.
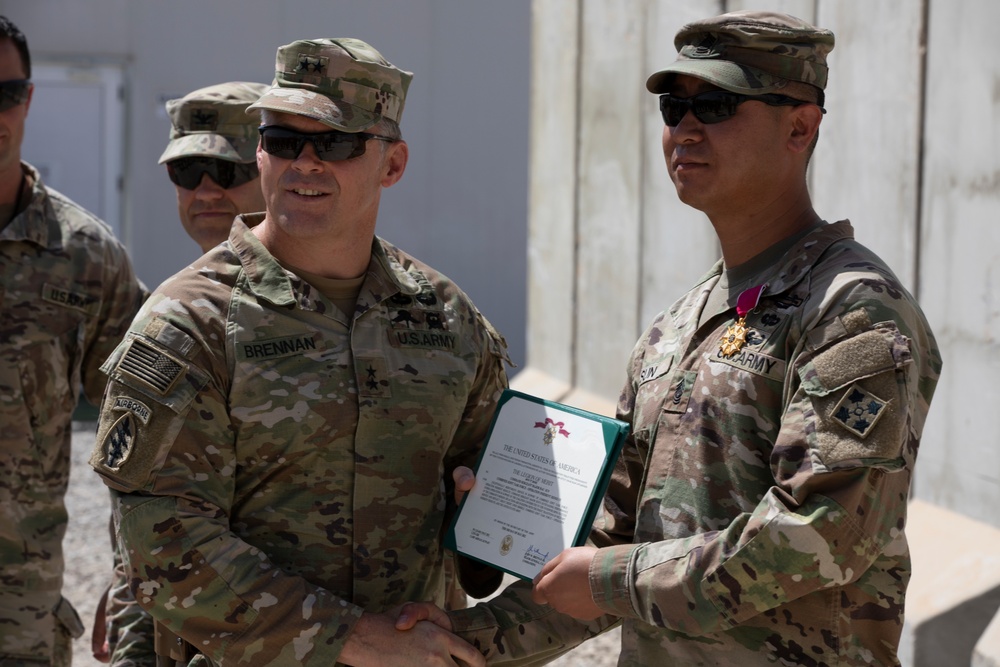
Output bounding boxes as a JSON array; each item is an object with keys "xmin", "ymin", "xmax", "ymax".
[
  {"xmin": 229, "ymin": 213, "xmax": 424, "ymax": 310},
  {"xmin": 702, "ymin": 220, "xmax": 854, "ymax": 294},
  {"xmin": 671, "ymin": 220, "xmax": 856, "ymax": 324},
  {"xmin": 0, "ymin": 162, "xmax": 62, "ymax": 250}
]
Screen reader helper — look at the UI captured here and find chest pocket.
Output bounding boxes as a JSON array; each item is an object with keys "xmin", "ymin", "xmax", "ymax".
[
  {"xmin": 631, "ymin": 358, "xmax": 673, "ymax": 444},
  {"xmin": 0, "ymin": 286, "xmax": 95, "ymax": 486}
]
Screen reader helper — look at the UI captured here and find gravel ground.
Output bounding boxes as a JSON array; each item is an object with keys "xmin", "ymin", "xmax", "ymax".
[
  {"xmin": 64, "ymin": 422, "xmax": 621, "ymax": 666},
  {"xmin": 65, "ymin": 422, "xmax": 111, "ymax": 667}
]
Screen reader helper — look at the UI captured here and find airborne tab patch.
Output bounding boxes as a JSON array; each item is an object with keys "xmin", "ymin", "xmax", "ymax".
[
  {"xmin": 118, "ymin": 339, "xmax": 184, "ymax": 395},
  {"xmin": 112, "ymin": 396, "xmax": 152, "ymax": 425},
  {"xmin": 832, "ymin": 383, "xmax": 888, "ymax": 439}
]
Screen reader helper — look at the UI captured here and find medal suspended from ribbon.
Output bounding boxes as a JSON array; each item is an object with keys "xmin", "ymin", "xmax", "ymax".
[{"xmin": 719, "ymin": 283, "xmax": 767, "ymax": 357}]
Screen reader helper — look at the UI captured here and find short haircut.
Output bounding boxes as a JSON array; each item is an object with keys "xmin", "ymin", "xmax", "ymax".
[{"xmin": 0, "ymin": 16, "xmax": 30, "ymax": 79}]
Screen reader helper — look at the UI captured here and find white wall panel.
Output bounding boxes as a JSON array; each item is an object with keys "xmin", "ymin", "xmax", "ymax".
[
  {"xmin": 812, "ymin": 0, "xmax": 924, "ymax": 292},
  {"xmin": 916, "ymin": 0, "xmax": 1000, "ymax": 525},
  {"xmin": 639, "ymin": 0, "xmax": 722, "ymax": 335},
  {"xmin": 573, "ymin": 0, "xmax": 645, "ymax": 398},
  {"xmin": 524, "ymin": 0, "xmax": 580, "ymax": 391}
]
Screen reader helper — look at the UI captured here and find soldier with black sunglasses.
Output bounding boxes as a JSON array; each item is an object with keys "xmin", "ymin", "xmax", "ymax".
[
  {"xmin": 92, "ymin": 81, "xmax": 270, "ymax": 667},
  {"xmin": 399, "ymin": 10, "xmax": 941, "ymax": 667},
  {"xmin": 157, "ymin": 82, "xmax": 268, "ymax": 254},
  {"xmin": 89, "ymin": 37, "xmax": 510, "ymax": 667},
  {"xmin": 0, "ymin": 14, "xmax": 146, "ymax": 667}
]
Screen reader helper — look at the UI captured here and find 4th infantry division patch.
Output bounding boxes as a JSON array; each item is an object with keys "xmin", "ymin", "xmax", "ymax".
[{"xmin": 832, "ymin": 383, "xmax": 888, "ymax": 439}]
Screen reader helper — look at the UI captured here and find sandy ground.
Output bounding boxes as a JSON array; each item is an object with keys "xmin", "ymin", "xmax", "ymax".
[{"xmin": 64, "ymin": 422, "xmax": 621, "ymax": 666}]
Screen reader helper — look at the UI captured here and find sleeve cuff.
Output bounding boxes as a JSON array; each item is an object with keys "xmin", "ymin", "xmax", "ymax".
[
  {"xmin": 449, "ymin": 603, "xmax": 504, "ymax": 634},
  {"xmin": 589, "ymin": 543, "xmax": 640, "ymax": 618}
]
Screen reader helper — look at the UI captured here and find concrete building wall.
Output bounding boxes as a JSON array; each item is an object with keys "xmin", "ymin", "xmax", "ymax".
[{"xmin": 0, "ymin": 0, "xmax": 531, "ymax": 368}]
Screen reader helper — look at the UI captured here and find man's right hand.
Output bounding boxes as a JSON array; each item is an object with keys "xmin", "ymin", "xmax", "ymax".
[
  {"xmin": 339, "ymin": 609, "xmax": 482, "ymax": 667},
  {"xmin": 394, "ymin": 601, "xmax": 452, "ymax": 632}
]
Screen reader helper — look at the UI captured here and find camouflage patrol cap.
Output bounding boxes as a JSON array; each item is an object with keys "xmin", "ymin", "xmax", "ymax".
[
  {"xmin": 646, "ymin": 11, "xmax": 835, "ymax": 96},
  {"xmin": 247, "ymin": 38, "xmax": 412, "ymax": 132},
  {"xmin": 158, "ymin": 81, "xmax": 269, "ymax": 164}
]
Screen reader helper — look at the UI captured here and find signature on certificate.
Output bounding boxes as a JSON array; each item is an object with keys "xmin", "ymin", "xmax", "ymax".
[{"xmin": 525, "ymin": 545, "xmax": 550, "ymax": 562}]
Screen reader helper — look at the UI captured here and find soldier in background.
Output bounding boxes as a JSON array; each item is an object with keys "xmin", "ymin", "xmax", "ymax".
[
  {"xmin": 94, "ymin": 81, "xmax": 268, "ymax": 667},
  {"xmin": 90, "ymin": 37, "xmax": 508, "ymax": 666},
  {"xmin": 399, "ymin": 11, "xmax": 942, "ymax": 667},
  {"xmin": 158, "ymin": 81, "xmax": 268, "ymax": 254},
  {"xmin": 0, "ymin": 14, "xmax": 146, "ymax": 666}
]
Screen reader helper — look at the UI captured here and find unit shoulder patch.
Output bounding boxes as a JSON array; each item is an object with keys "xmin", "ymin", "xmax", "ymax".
[
  {"xmin": 101, "ymin": 412, "xmax": 136, "ymax": 471},
  {"xmin": 831, "ymin": 383, "xmax": 888, "ymax": 439}
]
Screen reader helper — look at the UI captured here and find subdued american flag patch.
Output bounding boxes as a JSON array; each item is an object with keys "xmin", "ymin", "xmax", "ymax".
[{"xmin": 119, "ymin": 339, "xmax": 183, "ymax": 394}]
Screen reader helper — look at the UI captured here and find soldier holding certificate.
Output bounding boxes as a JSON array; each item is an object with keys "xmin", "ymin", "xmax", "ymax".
[{"xmin": 398, "ymin": 10, "xmax": 942, "ymax": 667}]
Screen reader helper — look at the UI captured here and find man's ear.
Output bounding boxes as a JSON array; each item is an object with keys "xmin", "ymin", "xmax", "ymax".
[
  {"xmin": 381, "ymin": 140, "xmax": 408, "ymax": 187},
  {"xmin": 788, "ymin": 103, "xmax": 823, "ymax": 154}
]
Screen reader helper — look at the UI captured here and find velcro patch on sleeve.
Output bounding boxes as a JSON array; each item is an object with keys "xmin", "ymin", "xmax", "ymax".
[
  {"xmin": 799, "ymin": 325, "xmax": 910, "ymax": 471},
  {"xmin": 805, "ymin": 329, "xmax": 895, "ymax": 395},
  {"xmin": 89, "ymin": 384, "xmax": 189, "ymax": 491},
  {"xmin": 119, "ymin": 339, "xmax": 184, "ymax": 394}
]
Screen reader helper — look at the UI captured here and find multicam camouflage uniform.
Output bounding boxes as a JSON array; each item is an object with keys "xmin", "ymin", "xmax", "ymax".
[
  {"xmin": 90, "ymin": 216, "xmax": 509, "ymax": 666},
  {"xmin": 101, "ymin": 79, "xmax": 268, "ymax": 667},
  {"xmin": 0, "ymin": 163, "xmax": 145, "ymax": 665},
  {"xmin": 450, "ymin": 221, "xmax": 941, "ymax": 666}
]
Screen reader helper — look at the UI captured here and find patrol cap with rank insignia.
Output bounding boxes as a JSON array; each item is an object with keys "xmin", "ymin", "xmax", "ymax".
[
  {"xmin": 158, "ymin": 81, "xmax": 269, "ymax": 164},
  {"xmin": 248, "ymin": 38, "xmax": 413, "ymax": 133},
  {"xmin": 646, "ymin": 10, "xmax": 835, "ymax": 98}
]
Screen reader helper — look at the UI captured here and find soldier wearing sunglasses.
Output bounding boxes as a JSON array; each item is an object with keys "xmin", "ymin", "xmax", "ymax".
[
  {"xmin": 159, "ymin": 81, "xmax": 269, "ymax": 254},
  {"xmin": 0, "ymin": 14, "xmax": 146, "ymax": 667},
  {"xmin": 90, "ymin": 37, "xmax": 509, "ymax": 667},
  {"xmin": 94, "ymin": 81, "xmax": 269, "ymax": 667},
  {"xmin": 399, "ymin": 11, "xmax": 941, "ymax": 667}
]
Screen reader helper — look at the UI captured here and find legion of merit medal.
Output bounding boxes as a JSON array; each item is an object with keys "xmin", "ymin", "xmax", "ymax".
[{"xmin": 720, "ymin": 283, "xmax": 767, "ymax": 357}]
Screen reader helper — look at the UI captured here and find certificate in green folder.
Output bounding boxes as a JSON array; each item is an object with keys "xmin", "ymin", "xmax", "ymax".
[{"xmin": 446, "ymin": 388, "xmax": 629, "ymax": 580}]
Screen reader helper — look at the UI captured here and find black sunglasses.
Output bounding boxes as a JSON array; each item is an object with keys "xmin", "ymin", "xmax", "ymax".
[
  {"xmin": 166, "ymin": 157, "xmax": 259, "ymax": 190},
  {"xmin": 0, "ymin": 79, "xmax": 31, "ymax": 113},
  {"xmin": 258, "ymin": 125, "xmax": 393, "ymax": 162},
  {"xmin": 659, "ymin": 91, "xmax": 823, "ymax": 127}
]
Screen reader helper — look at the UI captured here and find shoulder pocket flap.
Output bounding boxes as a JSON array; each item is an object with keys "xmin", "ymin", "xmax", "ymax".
[{"xmin": 798, "ymin": 328, "xmax": 905, "ymax": 397}]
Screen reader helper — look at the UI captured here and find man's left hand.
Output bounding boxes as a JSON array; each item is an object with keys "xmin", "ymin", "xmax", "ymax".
[{"xmin": 531, "ymin": 546, "xmax": 603, "ymax": 620}]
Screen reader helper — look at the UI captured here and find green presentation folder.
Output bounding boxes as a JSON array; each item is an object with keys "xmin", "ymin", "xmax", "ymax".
[{"xmin": 445, "ymin": 388, "xmax": 630, "ymax": 581}]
